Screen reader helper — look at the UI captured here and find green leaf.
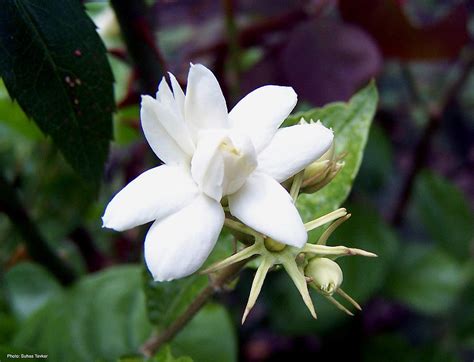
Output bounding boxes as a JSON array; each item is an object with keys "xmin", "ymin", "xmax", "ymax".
[
  {"xmin": 4, "ymin": 262, "xmax": 61, "ymax": 321},
  {"xmin": 0, "ymin": 0, "xmax": 114, "ymax": 188},
  {"xmin": 13, "ymin": 266, "xmax": 152, "ymax": 362},
  {"xmin": 386, "ymin": 243, "xmax": 467, "ymax": 315},
  {"xmin": 411, "ymin": 170, "xmax": 474, "ymax": 260},
  {"xmin": 144, "ymin": 232, "xmax": 234, "ymax": 328},
  {"xmin": 152, "ymin": 345, "xmax": 193, "ymax": 362},
  {"xmin": 290, "ymin": 82, "xmax": 378, "ymax": 240},
  {"xmin": 171, "ymin": 304, "xmax": 237, "ymax": 362}
]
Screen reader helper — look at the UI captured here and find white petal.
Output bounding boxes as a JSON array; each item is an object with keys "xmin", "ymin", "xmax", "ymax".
[
  {"xmin": 228, "ymin": 172, "xmax": 307, "ymax": 247},
  {"xmin": 229, "ymin": 86, "xmax": 297, "ymax": 152},
  {"xmin": 191, "ymin": 129, "xmax": 258, "ymax": 201},
  {"xmin": 168, "ymin": 72, "xmax": 185, "ymax": 117},
  {"xmin": 102, "ymin": 165, "xmax": 198, "ymax": 231},
  {"xmin": 191, "ymin": 130, "xmax": 226, "ymax": 201},
  {"xmin": 141, "ymin": 94, "xmax": 194, "ymax": 164},
  {"xmin": 185, "ymin": 64, "xmax": 229, "ymax": 139},
  {"xmin": 257, "ymin": 122, "xmax": 333, "ymax": 182},
  {"xmin": 144, "ymin": 194, "xmax": 225, "ymax": 281},
  {"xmin": 156, "ymin": 76, "xmax": 174, "ymax": 104}
]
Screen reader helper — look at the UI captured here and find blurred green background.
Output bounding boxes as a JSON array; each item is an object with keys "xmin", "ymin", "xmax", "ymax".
[{"xmin": 0, "ymin": 0, "xmax": 473, "ymax": 361}]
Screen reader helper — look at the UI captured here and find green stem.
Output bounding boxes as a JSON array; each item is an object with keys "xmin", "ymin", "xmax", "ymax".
[
  {"xmin": 290, "ymin": 170, "xmax": 304, "ymax": 202},
  {"xmin": 0, "ymin": 173, "xmax": 76, "ymax": 285}
]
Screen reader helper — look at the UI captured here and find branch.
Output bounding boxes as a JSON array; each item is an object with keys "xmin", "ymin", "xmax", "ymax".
[
  {"xmin": 0, "ymin": 173, "xmax": 76, "ymax": 285},
  {"xmin": 140, "ymin": 260, "xmax": 248, "ymax": 357},
  {"xmin": 110, "ymin": 0, "xmax": 166, "ymax": 94},
  {"xmin": 389, "ymin": 49, "xmax": 474, "ymax": 225}
]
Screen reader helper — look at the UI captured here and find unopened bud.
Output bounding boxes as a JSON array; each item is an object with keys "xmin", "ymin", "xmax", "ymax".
[
  {"xmin": 301, "ymin": 141, "xmax": 345, "ymax": 194},
  {"xmin": 305, "ymin": 258, "xmax": 343, "ymax": 296},
  {"xmin": 264, "ymin": 237, "xmax": 286, "ymax": 252}
]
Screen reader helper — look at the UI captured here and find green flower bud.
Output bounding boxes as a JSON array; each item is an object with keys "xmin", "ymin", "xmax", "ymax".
[
  {"xmin": 305, "ymin": 257, "xmax": 343, "ymax": 296},
  {"xmin": 264, "ymin": 237, "xmax": 286, "ymax": 252},
  {"xmin": 301, "ymin": 141, "xmax": 345, "ymax": 194}
]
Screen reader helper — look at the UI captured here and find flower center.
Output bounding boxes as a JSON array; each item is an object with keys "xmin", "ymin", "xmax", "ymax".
[{"xmin": 191, "ymin": 129, "xmax": 257, "ymax": 201}]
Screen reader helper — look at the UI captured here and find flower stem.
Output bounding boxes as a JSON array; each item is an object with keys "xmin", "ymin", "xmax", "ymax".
[
  {"xmin": 304, "ymin": 208, "xmax": 347, "ymax": 231},
  {"xmin": 140, "ymin": 260, "xmax": 248, "ymax": 357},
  {"xmin": 290, "ymin": 170, "xmax": 304, "ymax": 202}
]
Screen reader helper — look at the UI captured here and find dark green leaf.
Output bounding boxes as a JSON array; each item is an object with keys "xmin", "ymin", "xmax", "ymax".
[
  {"xmin": 411, "ymin": 170, "xmax": 474, "ymax": 260},
  {"xmin": 290, "ymin": 82, "xmax": 378, "ymax": 240},
  {"xmin": 13, "ymin": 266, "xmax": 152, "ymax": 362},
  {"xmin": 4, "ymin": 262, "xmax": 61, "ymax": 321},
  {"xmin": 386, "ymin": 243, "xmax": 467, "ymax": 315},
  {"xmin": 0, "ymin": 0, "xmax": 114, "ymax": 188}
]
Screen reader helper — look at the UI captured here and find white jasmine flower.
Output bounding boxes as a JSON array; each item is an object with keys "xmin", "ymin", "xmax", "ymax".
[{"xmin": 102, "ymin": 64, "xmax": 333, "ymax": 281}]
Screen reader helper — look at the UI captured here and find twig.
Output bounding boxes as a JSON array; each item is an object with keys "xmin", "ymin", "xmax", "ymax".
[
  {"xmin": 389, "ymin": 50, "xmax": 474, "ymax": 225},
  {"xmin": 140, "ymin": 260, "xmax": 248, "ymax": 357},
  {"xmin": 110, "ymin": 0, "xmax": 166, "ymax": 94},
  {"xmin": 0, "ymin": 173, "xmax": 76, "ymax": 285}
]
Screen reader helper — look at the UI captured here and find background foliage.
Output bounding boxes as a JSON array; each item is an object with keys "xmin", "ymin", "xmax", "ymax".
[{"xmin": 0, "ymin": 0, "xmax": 473, "ymax": 361}]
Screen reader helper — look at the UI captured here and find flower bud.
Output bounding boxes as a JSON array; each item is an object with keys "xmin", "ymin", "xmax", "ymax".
[
  {"xmin": 264, "ymin": 237, "xmax": 286, "ymax": 252},
  {"xmin": 301, "ymin": 140, "xmax": 345, "ymax": 194},
  {"xmin": 305, "ymin": 257, "xmax": 343, "ymax": 296}
]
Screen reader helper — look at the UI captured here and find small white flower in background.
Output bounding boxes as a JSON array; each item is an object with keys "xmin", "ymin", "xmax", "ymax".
[{"xmin": 102, "ymin": 64, "xmax": 333, "ymax": 281}]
